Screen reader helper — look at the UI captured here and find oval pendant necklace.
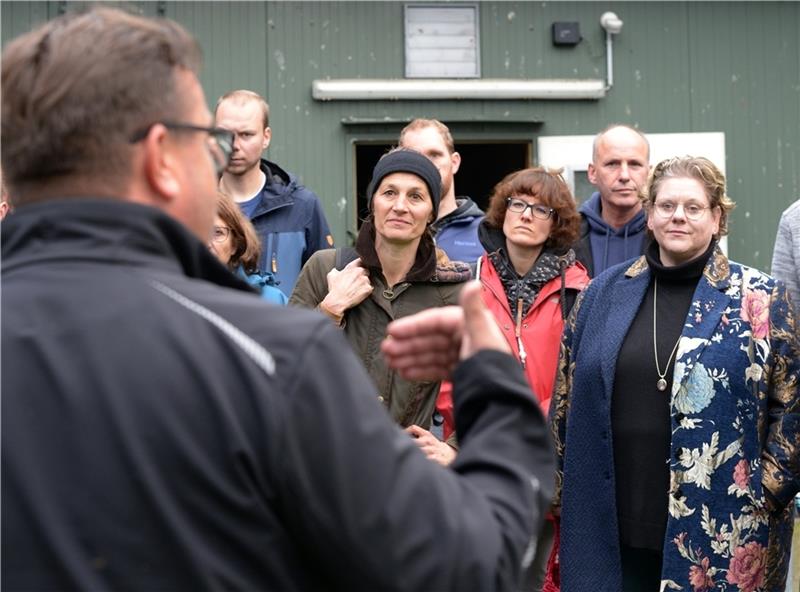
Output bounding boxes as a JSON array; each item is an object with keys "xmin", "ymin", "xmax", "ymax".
[{"xmin": 653, "ymin": 278, "xmax": 681, "ymax": 392}]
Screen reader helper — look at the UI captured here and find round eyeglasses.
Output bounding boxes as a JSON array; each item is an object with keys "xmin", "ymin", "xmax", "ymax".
[
  {"xmin": 652, "ymin": 200, "xmax": 711, "ymax": 221},
  {"xmin": 506, "ymin": 198, "xmax": 554, "ymax": 220},
  {"xmin": 210, "ymin": 226, "xmax": 231, "ymax": 243}
]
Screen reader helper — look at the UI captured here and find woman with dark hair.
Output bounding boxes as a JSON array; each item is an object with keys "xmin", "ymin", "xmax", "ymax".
[
  {"xmin": 552, "ymin": 156, "xmax": 799, "ymax": 591},
  {"xmin": 210, "ymin": 192, "xmax": 287, "ymax": 305},
  {"xmin": 290, "ymin": 148, "xmax": 471, "ymax": 430}
]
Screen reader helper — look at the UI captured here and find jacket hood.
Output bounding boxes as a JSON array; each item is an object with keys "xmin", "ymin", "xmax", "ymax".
[
  {"xmin": 451, "ymin": 197, "xmax": 484, "ymax": 219},
  {"xmin": 260, "ymin": 158, "xmax": 299, "ymax": 195},
  {"xmin": 579, "ymin": 191, "xmax": 647, "ymax": 236},
  {"xmin": 2, "ymin": 199, "xmax": 257, "ymax": 295},
  {"xmin": 478, "ymin": 218, "xmax": 506, "ymax": 253},
  {"xmin": 432, "ymin": 197, "xmax": 483, "ymax": 233}
]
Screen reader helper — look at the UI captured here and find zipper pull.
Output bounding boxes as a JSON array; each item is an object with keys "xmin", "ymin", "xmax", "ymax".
[{"xmin": 516, "ymin": 297, "xmax": 526, "ymax": 367}]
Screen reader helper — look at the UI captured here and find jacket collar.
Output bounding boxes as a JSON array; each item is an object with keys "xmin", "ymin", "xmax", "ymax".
[
  {"xmin": 624, "ymin": 242, "xmax": 730, "ymax": 291},
  {"xmin": 250, "ymin": 159, "xmax": 297, "ymax": 218},
  {"xmin": 431, "ymin": 197, "xmax": 483, "ymax": 231},
  {"xmin": 2, "ymin": 198, "xmax": 256, "ymax": 294}
]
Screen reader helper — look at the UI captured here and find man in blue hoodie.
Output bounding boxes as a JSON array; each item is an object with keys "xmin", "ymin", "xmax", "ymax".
[
  {"xmin": 216, "ymin": 90, "xmax": 334, "ymax": 297},
  {"xmin": 573, "ymin": 125, "xmax": 650, "ymax": 277}
]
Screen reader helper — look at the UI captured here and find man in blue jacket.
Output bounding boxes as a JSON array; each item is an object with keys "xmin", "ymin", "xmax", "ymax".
[
  {"xmin": 400, "ymin": 118, "xmax": 484, "ymax": 264},
  {"xmin": 216, "ymin": 89, "xmax": 333, "ymax": 297},
  {"xmin": 573, "ymin": 124, "xmax": 651, "ymax": 277}
]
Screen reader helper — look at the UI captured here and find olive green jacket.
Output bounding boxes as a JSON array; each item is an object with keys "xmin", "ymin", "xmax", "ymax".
[{"xmin": 290, "ymin": 226, "xmax": 471, "ymax": 428}]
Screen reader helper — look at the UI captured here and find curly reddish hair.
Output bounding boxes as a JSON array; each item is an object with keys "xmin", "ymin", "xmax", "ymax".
[{"xmin": 484, "ymin": 167, "xmax": 580, "ymax": 250}]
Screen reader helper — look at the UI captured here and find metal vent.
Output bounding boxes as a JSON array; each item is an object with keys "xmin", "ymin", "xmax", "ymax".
[{"xmin": 404, "ymin": 4, "xmax": 479, "ymax": 78}]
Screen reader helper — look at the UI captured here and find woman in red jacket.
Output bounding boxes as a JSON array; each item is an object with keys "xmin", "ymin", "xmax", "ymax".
[
  {"xmin": 428, "ymin": 167, "xmax": 589, "ymax": 591},
  {"xmin": 437, "ymin": 168, "xmax": 589, "ymax": 437}
]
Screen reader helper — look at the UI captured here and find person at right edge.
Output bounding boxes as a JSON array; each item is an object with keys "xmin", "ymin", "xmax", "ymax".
[{"xmin": 551, "ymin": 156, "xmax": 799, "ymax": 591}]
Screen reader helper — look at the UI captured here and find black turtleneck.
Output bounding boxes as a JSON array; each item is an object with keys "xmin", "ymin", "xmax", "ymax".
[{"xmin": 612, "ymin": 240, "xmax": 715, "ymax": 552}]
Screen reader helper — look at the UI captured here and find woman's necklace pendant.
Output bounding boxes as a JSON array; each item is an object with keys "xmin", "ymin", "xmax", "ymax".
[{"xmin": 657, "ymin": 378, "xmax": 668, "ymax": 392}]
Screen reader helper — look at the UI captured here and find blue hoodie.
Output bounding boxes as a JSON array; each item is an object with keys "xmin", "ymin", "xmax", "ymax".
[{"xmin": 576, "ymin": 192, "xmax": 647, "ymax": 277}]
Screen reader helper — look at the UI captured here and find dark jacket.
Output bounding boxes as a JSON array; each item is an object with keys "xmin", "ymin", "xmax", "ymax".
[
  {"xmin": 2, "ymin": 199, "xmax": 554, "ymax": 591},
  {"xmin": 551, "ymin": 247, "xmax": 800, "ymax": 592},
  {"xmin": 290, "ymin": 221, "xmax": 472, "ymax": 428},
  {"xmin": 431, "ymin": 197, "xmax": 484, "ymax": 264},
  {"xmin": 573, "ymin": 192, "xmax": 647, "ymax": 277},
  {"xmin": 249, "ymin": 158, "xmax": 333, "ymax": 297}
]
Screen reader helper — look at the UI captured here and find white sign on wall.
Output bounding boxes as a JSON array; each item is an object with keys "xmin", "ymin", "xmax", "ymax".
[{"xmin": 404, "ymin": 4, "xmax": 480, "ymax": 78}]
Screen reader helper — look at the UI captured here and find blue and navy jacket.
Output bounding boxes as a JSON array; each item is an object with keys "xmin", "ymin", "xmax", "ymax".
[
  {"xmin": 431, "ymin": 197, "xmax": 484, "ymax": 265},
  {"xmin": 248, "ymin": 159, "xmax": 333, "ymax": 297}
]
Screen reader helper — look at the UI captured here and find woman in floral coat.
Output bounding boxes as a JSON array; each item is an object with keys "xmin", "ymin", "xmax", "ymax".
[{"xmin": 550, "ymin": 156, "xmax": 799, "ymax": 592}]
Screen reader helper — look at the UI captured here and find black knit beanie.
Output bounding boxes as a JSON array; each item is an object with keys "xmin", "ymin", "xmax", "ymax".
[{"xmin": 366, "ymin": 149, "xmax": 442, "ymax": 215}]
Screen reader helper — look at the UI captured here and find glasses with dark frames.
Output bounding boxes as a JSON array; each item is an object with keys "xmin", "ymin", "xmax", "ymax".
[
  {"xmin": 130, "ymin": 121, "xmax": 234, "ymax": 176},
  {"xmin": 506, "ymin": 198, "xmax": 554, "ymax": 220}
]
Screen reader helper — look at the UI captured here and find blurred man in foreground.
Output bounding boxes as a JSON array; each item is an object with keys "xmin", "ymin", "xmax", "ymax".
[{"xmin": 1, "ymin": 7, "xmax": 554, "ymax": 590}]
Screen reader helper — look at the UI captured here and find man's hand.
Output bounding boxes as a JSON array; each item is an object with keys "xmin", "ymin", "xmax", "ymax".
[
  {"xmin": 382, "ymin": 281, "xmax": 510, "ymax": 381},
  {"xmin": 406, "ymin": 425, "xmax": 457, "ymax": 466},
  {"xmin": 319, "ymin": 258, "xmax": 372, "ymax": 318}
]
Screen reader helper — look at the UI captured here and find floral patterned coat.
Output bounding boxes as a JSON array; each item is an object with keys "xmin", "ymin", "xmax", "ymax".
[{"xmin": 551, "ymin": 246, "xmax": 799, "ymax": 592}]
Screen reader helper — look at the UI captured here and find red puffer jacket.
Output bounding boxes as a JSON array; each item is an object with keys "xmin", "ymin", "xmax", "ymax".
[{"xmin": 437, "ymin": 254, "xmax": 589, "ymax": 441}]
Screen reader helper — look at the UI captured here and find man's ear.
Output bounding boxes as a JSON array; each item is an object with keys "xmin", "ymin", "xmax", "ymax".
[
  {"xmin": 587, "ymin": 162, "xmax": 598, "ymax": 185},
  {"xmin": 141, "ymin": 124, "xmax": 182, "ymax": 204},
  {"xmin": 450, "ymin": 151, "xmax": 461, "ymax": 176},
  {"xmin": 262, "ymin": 126, "xmax": 272, "ymax": 151}
]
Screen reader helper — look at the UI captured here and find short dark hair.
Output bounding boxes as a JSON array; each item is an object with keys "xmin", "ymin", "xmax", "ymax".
[
  {"xmin": 484, "ymin": 167, "xmax": 580, "ymax": 251},
  {"xmin": 215, "ymin": 90, "xmax": 270, "ymax": 129},
  {"xmin": 1, "ymin": 6, "xmax": 201, "ymax": 204},
  {"xmin": 216, "ymin": 192, "xmax": 262, "ymax": 273}
]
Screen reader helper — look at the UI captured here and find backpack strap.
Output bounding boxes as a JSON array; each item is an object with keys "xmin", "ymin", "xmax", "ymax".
[{"xmin": 334, "ymin": 247, "xmax": 359, "ymax": 271}]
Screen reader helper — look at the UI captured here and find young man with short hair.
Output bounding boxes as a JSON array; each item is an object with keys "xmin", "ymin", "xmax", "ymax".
[{"xmin": 216, "ymin": 89, "xmax": 333, "ymax": 297}]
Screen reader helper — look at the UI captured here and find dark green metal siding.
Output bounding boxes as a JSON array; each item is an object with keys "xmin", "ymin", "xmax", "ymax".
[{"xmin": 3, "ymin": 1, "xmax": 798, "ymax": 269}]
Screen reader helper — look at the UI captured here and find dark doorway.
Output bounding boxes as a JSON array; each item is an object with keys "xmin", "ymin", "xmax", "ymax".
[{"xmin": 354, "ymin": 141, "xmax": 530, "ymax": 240}]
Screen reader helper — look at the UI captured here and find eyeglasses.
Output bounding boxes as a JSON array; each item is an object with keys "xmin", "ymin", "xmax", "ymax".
[
  {"xmin": 506, "ymin": 198, "xmax": 554, "ymax": 220},
  {"xmin": 210, "ymin": 226, "xmax": 231, "ymax": 243},
  {"xmin": 130, "ymin": 121, "xmax": 234, "ymax": 176},
  {"xmin": 652, "ymin": 200, "xmax": 712, "ymax": 221}
]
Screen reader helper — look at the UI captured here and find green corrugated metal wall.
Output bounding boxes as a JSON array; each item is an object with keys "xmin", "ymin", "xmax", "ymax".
[{"xmin": 2, "ymin": 1, "xmax": 798, "ymax": 270}]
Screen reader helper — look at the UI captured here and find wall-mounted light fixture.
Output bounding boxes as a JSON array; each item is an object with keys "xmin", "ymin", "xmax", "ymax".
[{"xmin": 600, "ymin": 12, "xmax": 623, "ymax": 89}]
